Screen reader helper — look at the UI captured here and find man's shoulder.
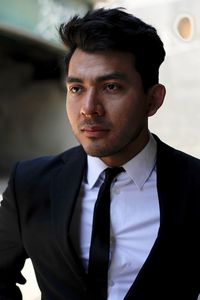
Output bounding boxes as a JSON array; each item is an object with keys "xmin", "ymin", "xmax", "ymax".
[
  {"xmin": 12, "ymin": 145, "xmax": 86, "ymax": 180},
  {"xmin": 155, "ymin": 134, "xmax": 200, "ymax": 169}
]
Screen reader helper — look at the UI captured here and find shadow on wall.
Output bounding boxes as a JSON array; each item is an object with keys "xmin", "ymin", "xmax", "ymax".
[{"xmin": 0, "ymin": 28, "xmax": 77, "ymax": 178}]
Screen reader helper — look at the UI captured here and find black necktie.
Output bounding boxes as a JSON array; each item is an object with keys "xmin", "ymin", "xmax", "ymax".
[{"xmin": 87, "ymin": 167, "xmax": 124, "ymax": 299}]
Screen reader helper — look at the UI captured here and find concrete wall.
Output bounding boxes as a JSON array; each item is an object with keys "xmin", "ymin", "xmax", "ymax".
[{"xmin": 0, "ymin": 37, "xmax": 77, "ymax": 177}]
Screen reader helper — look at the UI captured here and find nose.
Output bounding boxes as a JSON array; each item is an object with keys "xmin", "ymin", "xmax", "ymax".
[{"xmin": 80, "ymin": 88, "xmax": 104, "ymax": 118}]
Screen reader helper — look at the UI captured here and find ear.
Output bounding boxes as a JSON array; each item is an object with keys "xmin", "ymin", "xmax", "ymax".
[{"xmin": 146, "ymin": 84, "xmax": 166, "ymax": 117}]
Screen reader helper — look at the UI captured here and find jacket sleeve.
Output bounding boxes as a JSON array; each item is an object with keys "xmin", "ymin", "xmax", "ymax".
[{"xmin": 0, "ymin": 163, "xmax": 27, "ymax": 300}]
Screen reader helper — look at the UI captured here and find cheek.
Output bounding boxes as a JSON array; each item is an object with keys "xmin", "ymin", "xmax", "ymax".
[
  {"xmin": 66, "ymin": 101, "xmax": 70, "ymax": 118},
  {"xmin": 66, "ymin": 100, "xmax": 79, "ymax": 123},
  {"xmin": 115, "ymin": 102, "xmax": 146, "ymax": 129}
]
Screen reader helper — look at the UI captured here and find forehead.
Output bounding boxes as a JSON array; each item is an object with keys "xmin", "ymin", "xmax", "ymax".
[{"xmin": 67, "ymin": 48, "xmax": 137, "ymax": 79}]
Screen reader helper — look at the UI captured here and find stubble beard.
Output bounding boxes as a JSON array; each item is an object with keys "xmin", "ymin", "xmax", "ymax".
[{"xmin": 74, "ymin": 125, "xmax": 146, "ymax": 160}]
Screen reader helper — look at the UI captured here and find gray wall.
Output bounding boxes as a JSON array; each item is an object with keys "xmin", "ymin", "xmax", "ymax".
[{"xmin": 0, "ymin": 38, "xmax": 77, "ymax": 179}]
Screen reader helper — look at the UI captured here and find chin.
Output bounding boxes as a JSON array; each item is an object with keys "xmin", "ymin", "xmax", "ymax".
[
  {"xmin": 82, "ymin": 144, "xmax": 106, "ymax": 157},
  {"xmin": 84, "ymin": 144, "xmax": 118, "ymax": 159}
]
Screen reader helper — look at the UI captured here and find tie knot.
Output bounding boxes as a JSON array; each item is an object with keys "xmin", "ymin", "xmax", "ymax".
[{"xmin": 104, "ymin": 167, "xmax": 124, "ymax": 184}]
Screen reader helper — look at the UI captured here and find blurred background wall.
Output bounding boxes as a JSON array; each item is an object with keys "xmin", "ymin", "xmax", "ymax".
[
  {"xmin": 0, "ymin": 0, "xmax": 88, "ymax": 193},
  {"xmin": 0, "ymin": 0, "xmax": 200, "ymax": 299}
]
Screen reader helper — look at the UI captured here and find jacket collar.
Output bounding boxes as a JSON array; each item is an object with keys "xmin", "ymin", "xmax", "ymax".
[
  {"xmin": 51, "ymin": 146, "xmax": 87, "ymax": 286},
  {"xmin": 124, "ymin": 135, "xmax": 191, "ymax": 299}
]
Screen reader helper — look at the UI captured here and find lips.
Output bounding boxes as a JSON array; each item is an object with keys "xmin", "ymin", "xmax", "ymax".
[{"xmin": 80, "ymin": 125, "xmax": 109, "ymax": 138}]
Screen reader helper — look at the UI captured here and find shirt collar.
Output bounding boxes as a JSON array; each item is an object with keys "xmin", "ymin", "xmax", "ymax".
[
  {"xmin": 86, "ymin": 134, "xmax": 157, "ymax": 190},
  {"xmin": 86, "ymin": 155, "xmax": 108, "ymax": 189},
  {"xmin": 123, "ymin": 134, "xmax": 157, "ymax": 189}
]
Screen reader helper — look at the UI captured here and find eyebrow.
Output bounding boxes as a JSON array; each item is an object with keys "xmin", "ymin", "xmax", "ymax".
[{"xmin": 66, "ymin": 72, "xmax": 128, "ymax": 84}]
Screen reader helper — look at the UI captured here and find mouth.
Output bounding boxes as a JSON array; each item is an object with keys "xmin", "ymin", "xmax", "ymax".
[{"xmin": 80, "ymin": 125, "xmax": 109, "ymax": 138}]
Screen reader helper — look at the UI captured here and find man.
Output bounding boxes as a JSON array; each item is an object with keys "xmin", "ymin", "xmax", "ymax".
[{"xmin": 0, "ymin": 7, "xmax": 200, "ymax": 300}]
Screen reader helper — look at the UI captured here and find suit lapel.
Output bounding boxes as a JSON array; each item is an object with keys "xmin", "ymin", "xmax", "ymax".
[
  {"xmin": 50, "ymin": 146, "xmax": 87, "ymax": 283},
  {"xmin": 124, "ymin": 136, "xmax": 190, "ymax": 299},
  {"xmin": 156, "ymin": 136, "xmax": 190, "ymax": 228}
]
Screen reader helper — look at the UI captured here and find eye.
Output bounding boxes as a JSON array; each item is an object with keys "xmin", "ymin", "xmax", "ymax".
[
  {"xmin": 104, "ymin": 83, "xmax": 121, "ymax": 93},
  {"xmin": 68, "ymin": 86, "xmax": 83, "ymax": 94}
]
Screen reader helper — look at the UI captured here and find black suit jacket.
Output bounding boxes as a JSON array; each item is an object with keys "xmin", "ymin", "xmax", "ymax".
[{"xmin": 0, "ymin": 135, "xmax": 200, "ymax": 300}]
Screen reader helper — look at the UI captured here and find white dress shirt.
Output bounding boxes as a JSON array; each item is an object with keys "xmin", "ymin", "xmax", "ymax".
[{"xmin": 70, "ymin": 134, "xmax": 160, "ymax": 299}]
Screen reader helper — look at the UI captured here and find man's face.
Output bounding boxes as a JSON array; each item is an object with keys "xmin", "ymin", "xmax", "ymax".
[{"xmin": 66, "ymin": 48, "xmax": 160, "ymax": 166}]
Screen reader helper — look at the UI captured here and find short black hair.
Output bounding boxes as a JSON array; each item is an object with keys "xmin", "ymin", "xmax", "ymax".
[{"xmin": 59, "ymin": 7, "xmax": 165, "ymax": 91}]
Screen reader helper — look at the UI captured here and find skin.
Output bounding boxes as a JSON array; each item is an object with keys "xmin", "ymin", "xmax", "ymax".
[{"xmin": 66, "ymin": 48, "xmax": 166, "ymax": 167}]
